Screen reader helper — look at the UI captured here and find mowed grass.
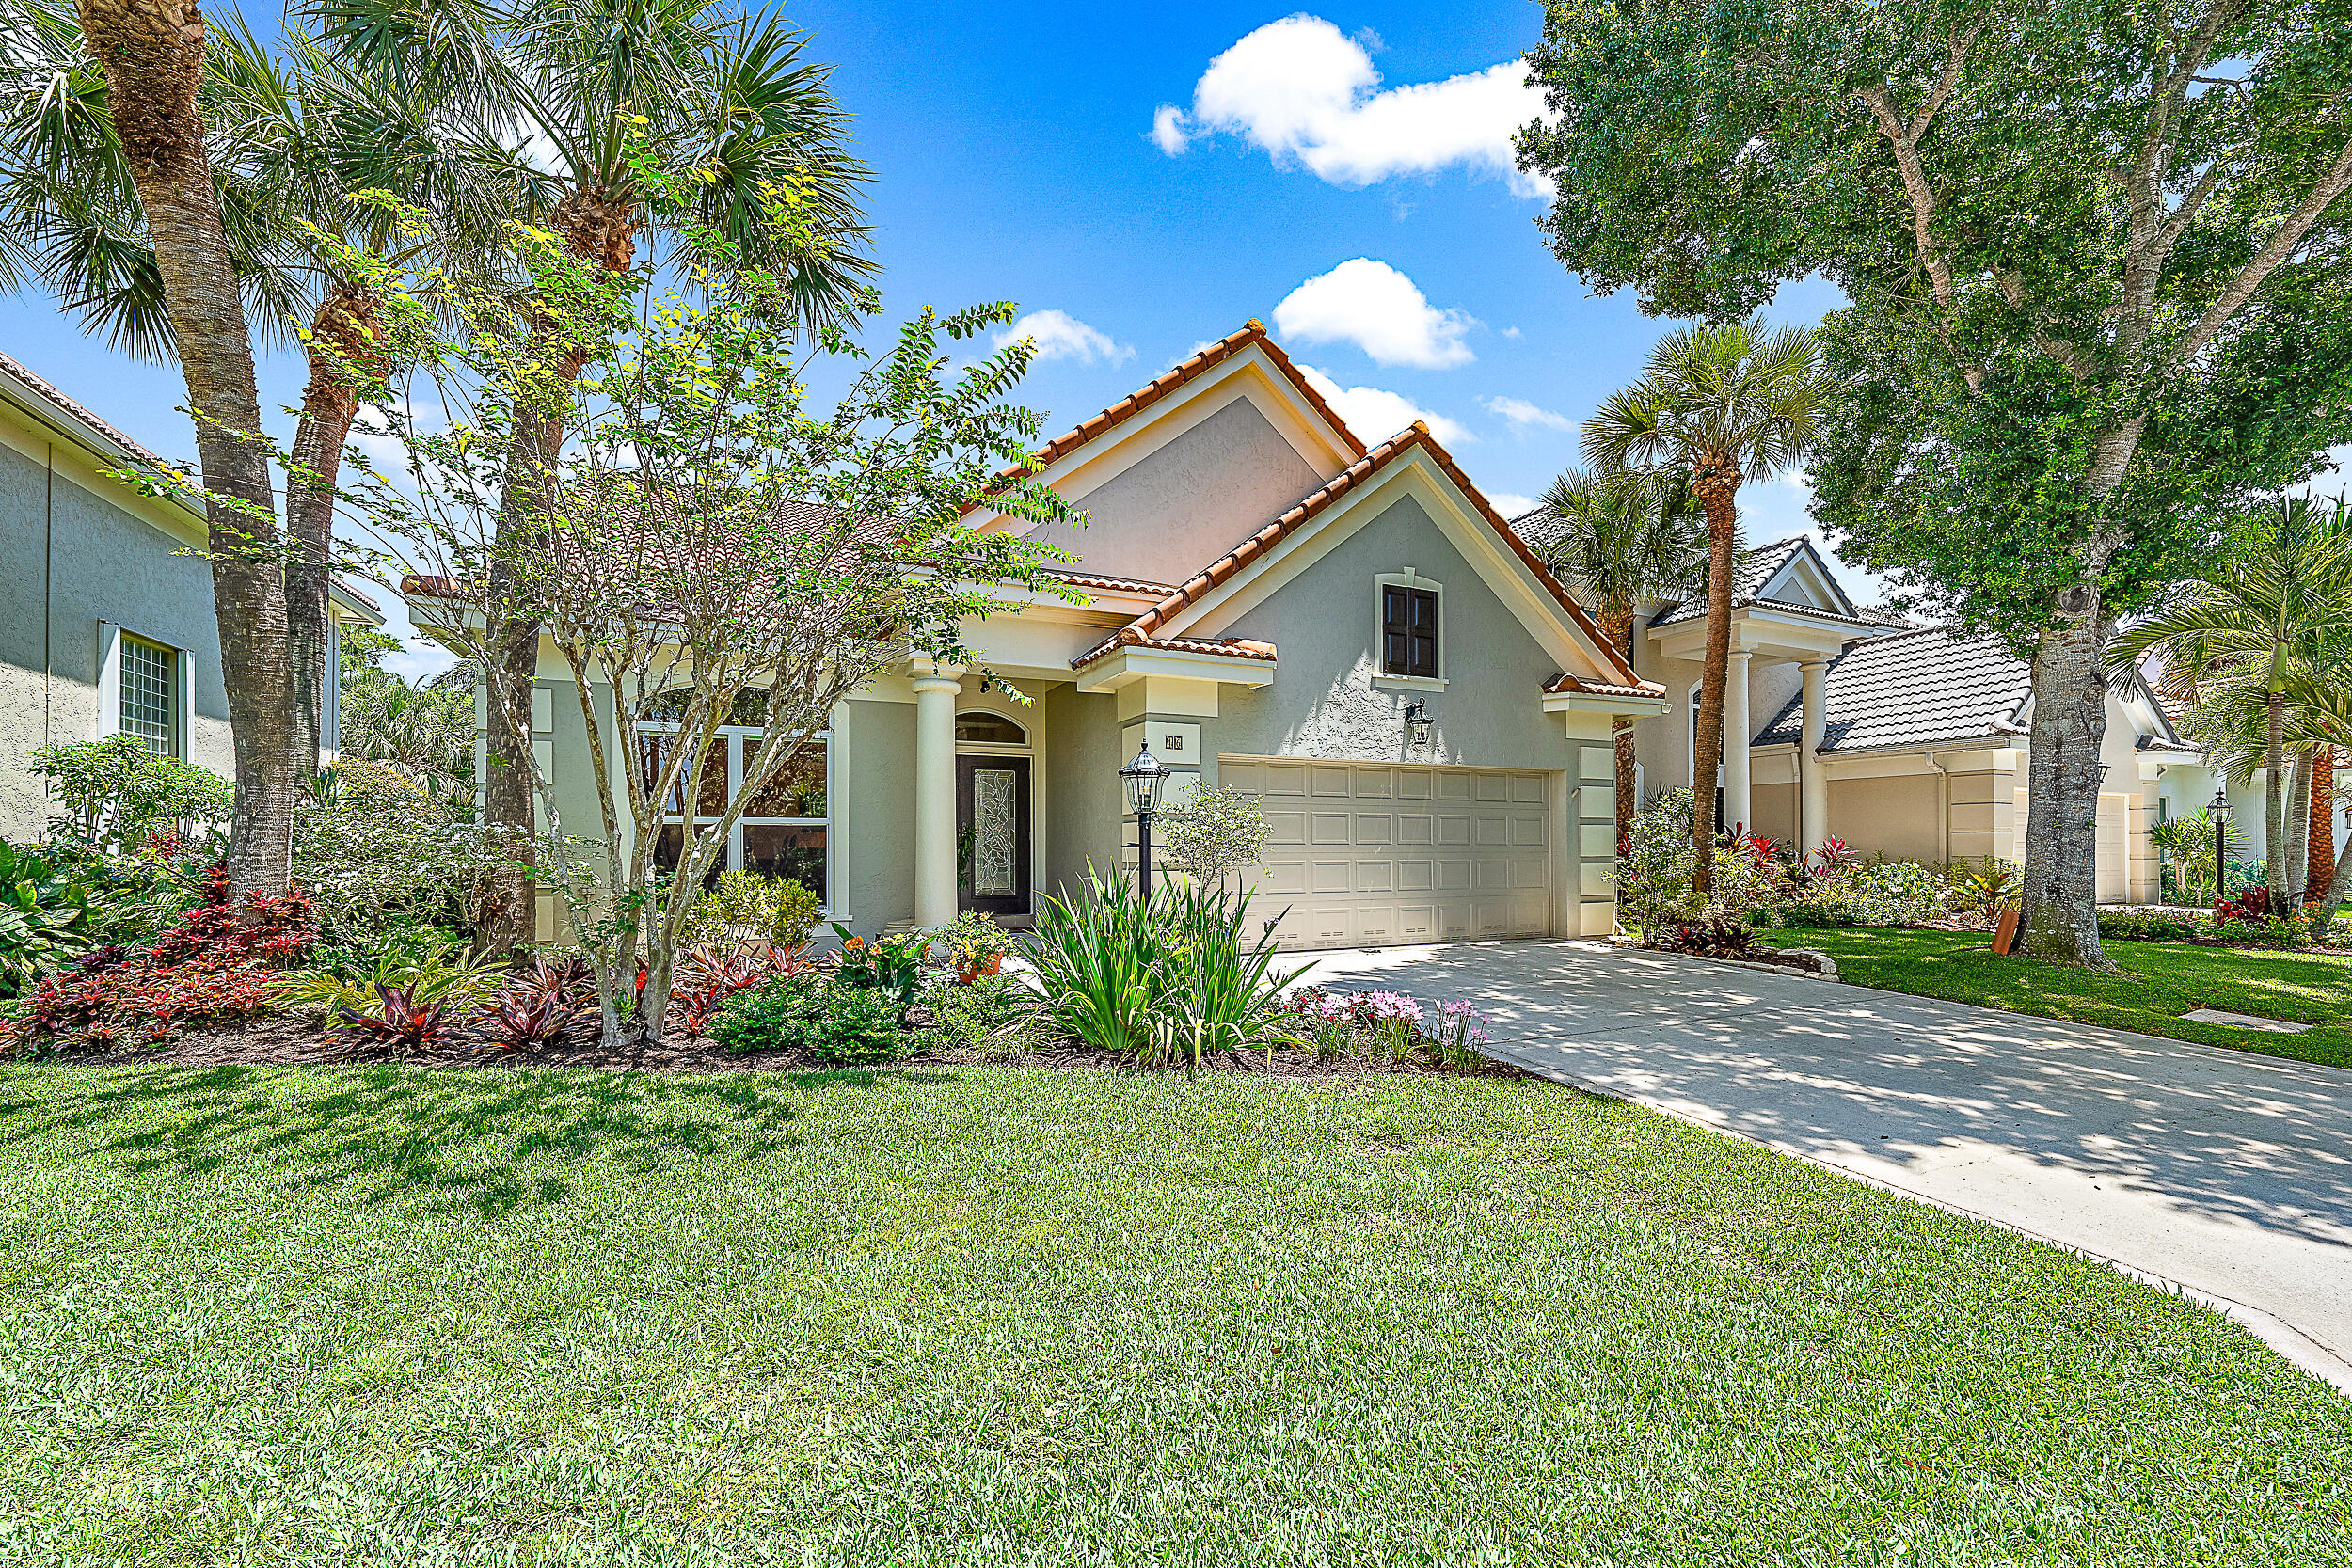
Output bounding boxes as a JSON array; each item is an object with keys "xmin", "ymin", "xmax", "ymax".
[
  {"xmin": 1785, "ymin": 927, "xmax": 2352, "ymax": 1072},
  {"xmin": 0, "ymin": 1064, "xmax": 2345, "ymax": 1566}
]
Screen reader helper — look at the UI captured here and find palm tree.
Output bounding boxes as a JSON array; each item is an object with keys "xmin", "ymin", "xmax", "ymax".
[
  {"xmin": 311, "ymin": 0, "xmax": 877, "ymax": 950},
  {"xmin": 2, "ymin": 9, "xmax": 516, "ymax": 784},
  {"xmin": 2116, "ymin": 495, "xmax": 2352, "ymax": 903},
  {"xmin": 1533, "ymin": 467, "xmax": 1708, "ymax": 832},
  {"xmin": 2, "ymin": 0, "xmax": 295, "ymax": 896},
  {"xmin": 1582, "ymin": 319, "xmax": 1835, "ymax": 895}
]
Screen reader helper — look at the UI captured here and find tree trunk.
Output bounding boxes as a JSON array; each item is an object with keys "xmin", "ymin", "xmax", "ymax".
[
  {"xmin": 285, "ymin": 284, "xmax": 376, "ymax": 773},
  {"xmin": 1688, "ymin": 458, "xmax": 1740, "ymax": 896},
  {"xmin": 2018, "ymin": 587, "xmax": 2112, "ymax": 966},
  {"xmin": 2310, "ymin": 747, "xmax": 2336, "ymax": 904},
  {"xmin": 76, "ymin": 0, "xmax": 295, "ymax": 899},
  {"xmin": 2283, "ymin": 749, "xmax": 2312, "ymax": 905},
  {"xmin": 2264, "ymin": 690, "xmax": 2289, "ymax": 900},
  {"xmin": 1599, "ymin": 604, "xmax": 1638, "ymax": 833},
  {"xmin": 2307, "ymin": 821, "xmax": 2352, "ymax": 944},
  {"xmin": 477, "ymin": 191, "xmax": 640, "ymax": 954}
]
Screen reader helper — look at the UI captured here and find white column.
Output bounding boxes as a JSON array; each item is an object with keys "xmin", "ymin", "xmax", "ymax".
[
  {"xmin": 909, "ymin": 659, "xmax": 966, "ymax": 928},
  {"xmin": 1724, "ymin": 648, "xmax": 1753, "ymax": 834},
  {"xmin": 1800, "ymin": 656, "xmax": 1829, "ymax": 857}
]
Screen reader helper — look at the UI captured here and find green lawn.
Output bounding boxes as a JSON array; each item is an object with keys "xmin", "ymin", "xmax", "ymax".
[
  {"xmin": 0, "ymin": 1063, "xmax": 2344, "ymax": 1565},
  {"xmin": 1779, "ymin": 927, "xmax": 2352, "ymax": 1072}
]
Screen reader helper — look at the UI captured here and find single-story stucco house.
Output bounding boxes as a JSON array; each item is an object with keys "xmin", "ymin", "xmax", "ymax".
[
  {"xmin": 1521, "ymin": 528, "xmax": 2299, "ymax": 901},
  {"xmin": 412, "ymin": 320, "xmax": 1671, "ymax": 948},
  {"xmin": 0, "ymin": 350, "xmax": 382, "ymax": 843}
]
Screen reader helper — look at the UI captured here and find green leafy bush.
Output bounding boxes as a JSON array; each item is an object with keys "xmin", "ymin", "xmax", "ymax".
[
  {"xmin": 2098, "ymin": 909, "xmax": 2207, "ymax": 942},
  {"xmin": 685, "ymin": 870, "xmax": 820, "ymax": 948},
  {"xmin": 918, "ymin": 972, "xmax": 1036, "ymax": 1055},
  {"xmin": 1771, "ymin": 899, "xmax": 1862, "ymax": 929},
  {"xmin": 0, "ymin": 841, "xmax": 119, "ymax": 997},
  {"xmin": 294, "ymin": 762, "xmax": 501, "ymax": 944},
  {"xmin": 1851, "ymin": 861, "xmax": 1946, "ymax": 927},
  {"xmin": 830, "ymin": 923, "xmax": 927, "ymax": 1006},
  {"xmin": 1155, "ymin": 785, "xmax": 1271, "ymax": 887},
  {"xmin": 1022, "ymin": 870, "xmax": 1306, "ymax": 1067},
  {"xmin": 32, "ymin": 736, "xmax": 232, "ymax": 853},
  {"xmin": 1618, "ymin": 789, "xmax": 1698, "ymax": 934},
  {"xmin": 276, "ymin": 927, "xmax": 504, "ymax": 1018},
  {"xmin": 710, "ymin": 975, "xmax": 909, "ymax": 1063}
]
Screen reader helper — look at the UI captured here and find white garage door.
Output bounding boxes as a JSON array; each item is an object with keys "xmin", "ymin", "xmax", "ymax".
[{"xmin": 1220, "ymin": 756, "xmax": 1553, "ymax": 950}]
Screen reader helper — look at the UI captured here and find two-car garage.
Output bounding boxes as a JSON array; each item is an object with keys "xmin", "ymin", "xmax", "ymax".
[{"xmin": 1218, "ymin": 756, "xmax": 1555, "ymax": 951}]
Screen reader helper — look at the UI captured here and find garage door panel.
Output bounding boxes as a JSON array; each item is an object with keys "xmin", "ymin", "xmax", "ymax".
[{"xmin": 1227, "ymin": 757, "xmax": 1556, "ymax": 951}]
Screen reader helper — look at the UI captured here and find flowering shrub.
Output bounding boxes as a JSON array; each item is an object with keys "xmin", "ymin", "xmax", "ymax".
[{"xmin": 294, "ymin": 762, "xmax": 502, "ymax": 944}]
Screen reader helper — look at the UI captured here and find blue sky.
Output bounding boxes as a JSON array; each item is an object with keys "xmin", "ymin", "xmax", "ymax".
[{"xmin": 0, "ymin": 2, "xmax": 1864, "ymax": 670}]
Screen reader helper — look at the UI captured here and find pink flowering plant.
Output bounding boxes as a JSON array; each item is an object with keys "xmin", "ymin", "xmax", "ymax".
[{"xmin": 1279, "ymin": 987, "xmax": 1493, "ymax": 1070}]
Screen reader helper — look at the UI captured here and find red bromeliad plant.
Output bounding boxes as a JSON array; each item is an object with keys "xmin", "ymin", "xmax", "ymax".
[
  {"xmin": 329, "ymin": 986, "xmax": 466, "ymax": 1053},
  {"xmin": 672, "ymin": 942, "xmax": 811, "ymax": 1037}
]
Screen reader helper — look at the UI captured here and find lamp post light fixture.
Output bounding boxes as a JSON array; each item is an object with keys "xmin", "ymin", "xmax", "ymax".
[
  {"xmin": 2211, "ymin": 784, "xmax": 2231, "ymax": 900},
  {"xmin": 1120, "ymin": 741, "xmax": 1170, "ymax": 903},
  {"xmin": 1404, "ymin": 699, "xmax": 1434, "ymax": 748}
]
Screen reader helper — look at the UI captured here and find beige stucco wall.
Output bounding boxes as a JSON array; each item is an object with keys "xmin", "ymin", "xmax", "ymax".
[{"xmin": 1826, "ymin": 774, "xmax": 1943, "ymax": 863}]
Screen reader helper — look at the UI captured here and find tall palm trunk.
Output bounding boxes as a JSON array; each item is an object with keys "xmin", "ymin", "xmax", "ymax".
[
  {"xmin": 285, "ymin": 283, "xmax": 378, "ymax": 769},
  {"xmin": 1687, "ymin": 454, "xmax": 1739, "ymax": 896},
  {"xmin": 2309, "ymin": 747, "xmax": 2336, "ymax": 904},
  {"xmin": 1599, "ymin": 603, "xmax": 1638, "ymax": 833},
  {"xmin": 479, "ymin": 191, "xmax": 638, "ymax": 954},
  {"xmin": 76, "ymin": 0, "xmax": 296, "ymax": 898},
  {"xmin": 2263, "ymin": 687, "xmax": 2290, "ymax": 900},
  {"xmin": 2284, "ymin": 749, "xmax": 2312, "ymax": 903}
]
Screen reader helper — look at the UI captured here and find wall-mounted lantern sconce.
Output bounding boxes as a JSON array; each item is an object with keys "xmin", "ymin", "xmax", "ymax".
[{"xmin": 1404, "ymin": 700, "xmax": 1434, "ymax": 747}]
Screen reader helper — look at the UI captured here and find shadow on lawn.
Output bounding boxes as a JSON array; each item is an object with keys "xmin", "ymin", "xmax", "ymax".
[{"xmin": 0, "ymin": 1062, "xmax": 959, "ymax": 1217}]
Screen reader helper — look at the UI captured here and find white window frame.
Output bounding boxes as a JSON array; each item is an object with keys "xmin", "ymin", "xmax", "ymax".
[
  {"xmin": 643, "ymin": 721, "xmax": 835, "ymax": 912},
  {"xmin": 1371, "ymin": 568, "xmax": 1446, "ymax": 691},
  {"xmin": 96, "ymin": 621, "xmax": 193, "ymax": 759}
]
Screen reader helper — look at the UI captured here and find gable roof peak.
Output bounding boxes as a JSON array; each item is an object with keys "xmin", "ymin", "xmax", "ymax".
[{"xmin": 962, "ymin": 319, "xmax": 1364, "ymax": 516}]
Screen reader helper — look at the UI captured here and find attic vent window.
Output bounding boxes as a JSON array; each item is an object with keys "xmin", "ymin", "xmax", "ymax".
[{"xmin": 1381, "ymin": 584, "xmax": 1438, "ymax": 679}]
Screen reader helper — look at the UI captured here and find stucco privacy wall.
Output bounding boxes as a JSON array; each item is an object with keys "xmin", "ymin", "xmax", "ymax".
[
  {"xmin": 0, "ymin": 423, "xmax": 233, "ymax": 840},
  {"xmin": 1021, "ymin": 397, "xmax": 1327, "ymax": 587}
]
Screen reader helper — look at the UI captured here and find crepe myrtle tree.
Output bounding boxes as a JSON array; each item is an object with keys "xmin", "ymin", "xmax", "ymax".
[
  {"xmin": 355, "ymin": 201, "xmax": 1079, "ymax": 1046},
  {"xmin": 1519, "ymin": 0, "xmax": 2352, "ymax": 965}
]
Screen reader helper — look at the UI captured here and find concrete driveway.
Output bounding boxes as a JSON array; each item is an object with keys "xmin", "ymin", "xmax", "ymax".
[{"xmin": 1310, "ymin": 939, "xmax": 2352, "ymax": 1394}]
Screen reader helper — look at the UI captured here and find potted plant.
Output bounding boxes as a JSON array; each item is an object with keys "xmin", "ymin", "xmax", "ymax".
[{"xmin": 940, "ymin": 911, "xmax": 1009, "ymax": 983}]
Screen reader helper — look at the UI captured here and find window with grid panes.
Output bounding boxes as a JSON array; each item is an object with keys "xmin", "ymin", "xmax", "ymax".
[{"xmin": 119, "ymin": 636, "xmax": 179, "ymax": 755}]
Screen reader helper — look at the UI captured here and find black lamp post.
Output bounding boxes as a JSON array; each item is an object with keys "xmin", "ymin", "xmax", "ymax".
[
  {"xmin": 2211, "ymin": 784, "xmax": 2231, "ymax": 901},
  {"xmin": 1121, "ymin": 741, "xmax": 1169, "ymax": 903}
]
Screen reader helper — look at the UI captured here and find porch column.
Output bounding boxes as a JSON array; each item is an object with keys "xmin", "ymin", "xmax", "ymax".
[
  {"xmin": 1799, "ymin": 655, "xmax": 1829, "ymax": 857},
  {"xmin": 909, "ymin": 658, "xmax": 965, "ymax": 928},
  {"xmin": 1724, "ymin": 648, "xmax": 1753, "ymax": 834}
]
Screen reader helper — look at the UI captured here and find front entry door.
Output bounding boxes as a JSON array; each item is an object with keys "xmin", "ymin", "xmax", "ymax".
[{"xmin": 957, "ymin": 755, "xmax": 1031, "ymax": 915}]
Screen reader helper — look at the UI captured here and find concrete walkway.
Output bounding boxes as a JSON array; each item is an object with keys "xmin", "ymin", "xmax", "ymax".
[{"xmin": 1311, "ymin": 939, "xmax": 2352, "ymax": 1394}]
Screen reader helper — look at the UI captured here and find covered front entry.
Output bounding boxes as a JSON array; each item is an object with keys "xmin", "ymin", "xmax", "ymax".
[{"xmin": 1221, "ymin": 756, "xmax": 1552, "ymax": 951}]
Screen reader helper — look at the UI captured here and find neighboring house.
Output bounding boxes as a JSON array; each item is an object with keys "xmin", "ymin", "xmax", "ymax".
[
  {"xmin": 1542, "ymin": 530, "xmax": 2241, "ymax": 903},
  {"xmin": 413, "ymin": 320, "xmax": 1666, "ymax": 949},
  {"xmin": 0, "ymin": 349, "xmax": 382, "ymax": 842}
]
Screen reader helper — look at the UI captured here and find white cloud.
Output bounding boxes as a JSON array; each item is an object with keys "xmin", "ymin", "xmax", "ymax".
[
  {"xmin": 1487, "ymin": 492, "xmax": 1538, "ymax": 518},
  {"xmin": 1150, "ymin": 103, "xmax": 1190, "ymax": 155},
  {"xmin": 996, "ymin": 309, "xmax": 1133, "ymax": 367},
  {"xmin": 1482, "ymin": 395, "xmax": 1573, "ymax": 434},
  {"xmin": 1299, "ymin": 364, "xmax": 1471, "ymax": 446},
  {"xmin": 1274, "ymin": 259, "xmax": 1475, "ymax": 370},
  {"xmin": 1153, "ymin": 15, "xmax": 1553, "ymax": 197}
]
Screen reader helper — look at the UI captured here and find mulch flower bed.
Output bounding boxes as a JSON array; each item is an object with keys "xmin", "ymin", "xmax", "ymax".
[{"xmin": 36, "ymin": 1017, "xmax": 1528, "ymax": 1081}]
